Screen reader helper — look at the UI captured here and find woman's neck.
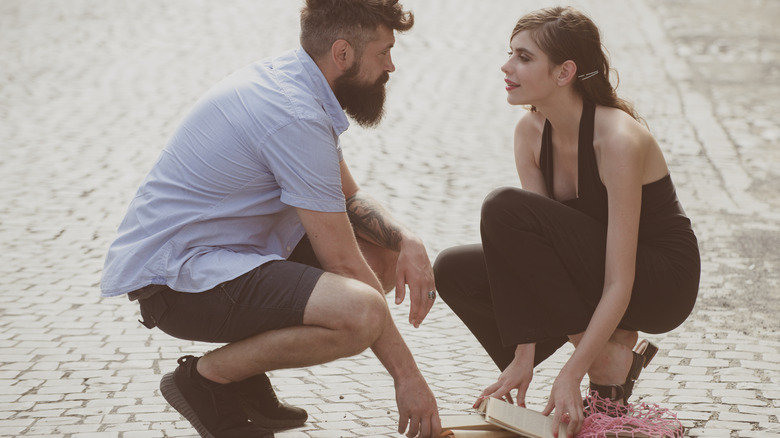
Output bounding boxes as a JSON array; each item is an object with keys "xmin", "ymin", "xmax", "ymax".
[{"xmin": 535, "ymin": 92, "xmax": 584, "ymax": 145}]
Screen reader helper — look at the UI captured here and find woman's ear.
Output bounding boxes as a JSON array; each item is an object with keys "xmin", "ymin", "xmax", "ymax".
[
  {"xmin": 556, "ymin": 60, "xmax": 577, "ymax": 86},
  {"xmin": 330, "ymin": 39, "xmax": 355, "ymax": 72}
]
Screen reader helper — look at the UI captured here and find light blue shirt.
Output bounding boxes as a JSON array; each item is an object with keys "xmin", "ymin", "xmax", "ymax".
[{"xmin": 101, "ymin": 48, "xmax": 349, "ymax": 297}]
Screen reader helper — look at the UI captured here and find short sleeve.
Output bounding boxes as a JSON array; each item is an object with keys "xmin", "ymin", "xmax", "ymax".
[{"xmin": 262, "ymin": 118, "xmax": 346, "ymax": 213}]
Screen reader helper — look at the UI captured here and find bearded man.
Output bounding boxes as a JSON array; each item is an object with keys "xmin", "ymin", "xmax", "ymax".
[{"xmin": 100, "ymin": 1, "xmax": 441, "ymax": 437}]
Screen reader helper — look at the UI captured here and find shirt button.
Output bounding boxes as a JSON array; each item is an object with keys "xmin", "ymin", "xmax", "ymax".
[{"xmin": 286, "ymin": 246, "xmax": 291, "ymax": 252}]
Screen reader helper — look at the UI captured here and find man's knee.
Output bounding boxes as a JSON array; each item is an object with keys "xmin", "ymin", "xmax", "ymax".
[
  {"xmin": 305, "ymin": 275, "xmax": 387, "ymax": 348},
  {"xmin": 341, "ymin": 286, "xmax": 386, "ymax": 344}
]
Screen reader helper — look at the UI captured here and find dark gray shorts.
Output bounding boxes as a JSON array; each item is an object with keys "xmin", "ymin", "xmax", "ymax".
[{"xmin": 136, "ymin": 235, "xmax": 324, "ymax": 343}]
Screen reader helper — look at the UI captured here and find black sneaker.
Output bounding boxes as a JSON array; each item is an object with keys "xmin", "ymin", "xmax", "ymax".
[
  {"xmin": 234, "ymin": 373, "xmax": 308, "ymax": 430},
  {"xmin": 160, "ymin": 355, "xmax": 273, "ymax": 438}
]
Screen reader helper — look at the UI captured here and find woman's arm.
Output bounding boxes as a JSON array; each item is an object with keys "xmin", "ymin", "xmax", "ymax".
[
  {"xmin": 513, "ymin": 112, "xmax": 550, "ymax": 197},
  {"xmin": 564, "ymin": 122, "xmax": 645, "ymax": 374},
  {"xmin": 560, "ymin": 134, "xmax": 643, "ymax": 380},
  {"xmin": 543, "ymin": 118, "xmax": 648, "ymax": 438}
]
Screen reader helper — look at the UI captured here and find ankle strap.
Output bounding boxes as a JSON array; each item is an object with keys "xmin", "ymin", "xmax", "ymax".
[{"xmin": 589, "ymin": 382, "xmax": 625, "ymax": 401}]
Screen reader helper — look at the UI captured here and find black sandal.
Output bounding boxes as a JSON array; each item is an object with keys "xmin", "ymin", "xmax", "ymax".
[{"xmin": 585, "ymin": 340, "xmax": 658, "ymax": 415}]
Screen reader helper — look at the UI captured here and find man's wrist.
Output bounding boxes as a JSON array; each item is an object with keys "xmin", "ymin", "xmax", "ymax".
[
  {"xmin": 392, "ymin": 365, "xmax": 426, "ymax": 385},
  {"xmin": 398, "ymin": 231, "xmax": 422, "ymax": 251}
]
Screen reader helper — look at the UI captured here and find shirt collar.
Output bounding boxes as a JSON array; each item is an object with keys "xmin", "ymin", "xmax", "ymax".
[{"xmin": 295, "ymin": 47, "xmax": 350, "ymax": 136}]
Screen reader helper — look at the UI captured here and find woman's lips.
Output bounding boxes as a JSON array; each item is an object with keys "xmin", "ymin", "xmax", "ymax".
[{"xmin": 505, "ymin": 79, "xmax": 519, "ymax": 91}]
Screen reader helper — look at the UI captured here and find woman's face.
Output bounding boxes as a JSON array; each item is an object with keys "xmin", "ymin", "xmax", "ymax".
[{"xmin": 501, "ymin": 30, "xmax": 557, "ymax": 106}]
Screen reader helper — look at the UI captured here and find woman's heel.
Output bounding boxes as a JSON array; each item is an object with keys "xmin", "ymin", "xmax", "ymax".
[
  {"xmin": 635, "ymin": 339, "xmax": 658, "ymax": 368},
  {"xmin": 586, "ymin": 340, "xmax": 658, "ymax": 415}
]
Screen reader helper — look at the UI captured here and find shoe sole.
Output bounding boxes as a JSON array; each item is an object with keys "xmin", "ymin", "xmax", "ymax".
[
  {"xmin": 239, "ymin": 400, "xmax": 307, "ymax": 431},
  {"xmin": 160, "ymin": 371, "xmax": 215, "ymax": 438}
]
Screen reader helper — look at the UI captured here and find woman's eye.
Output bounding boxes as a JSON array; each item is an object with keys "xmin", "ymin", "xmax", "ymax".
[{"xmin": 508, "ymin": 51, "xmax": 530, "ymax": 62}]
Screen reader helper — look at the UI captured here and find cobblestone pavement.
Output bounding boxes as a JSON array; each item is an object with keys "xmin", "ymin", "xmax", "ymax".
[{"xmin": 1, "ymin": 0, "xmax": 778, "ymax": 437}]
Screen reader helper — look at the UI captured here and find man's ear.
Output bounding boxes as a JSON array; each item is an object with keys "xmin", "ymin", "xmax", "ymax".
[
  {"xmin": 331, "ymin": 39, "xmax": 355, "ymax": 72},
  {"xmin": 556, "ymin": 60, "xmax": 577, "ymax": 86}
]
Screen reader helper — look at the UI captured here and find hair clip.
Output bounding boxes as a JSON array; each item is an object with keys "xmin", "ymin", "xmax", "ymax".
[{"xmin": 577, "ymin": 70, "xmax": 599, "ymax": 80}]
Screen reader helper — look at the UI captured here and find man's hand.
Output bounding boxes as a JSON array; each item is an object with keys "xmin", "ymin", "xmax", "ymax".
[
  {"xmin": 395, "ymin": 373, "xmax": 441, "ymax": 438},
  {"xmin": 394, "ymin": 234, "xmax": 436, "ymax": 327}
]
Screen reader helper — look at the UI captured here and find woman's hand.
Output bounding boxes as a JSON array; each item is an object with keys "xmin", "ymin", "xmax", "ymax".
[
  {"xmin": 474, "ymin": 344, "xmax": 534, "ymax": 408},
  {"xmin": 541, "ymin": 371, "xmax": 584, "ymax": 438}
]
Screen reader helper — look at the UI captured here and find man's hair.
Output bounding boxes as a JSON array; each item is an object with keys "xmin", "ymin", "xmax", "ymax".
[{"xmin": 300, "ymin": 0, "xmax": 414, "ymax": 60}]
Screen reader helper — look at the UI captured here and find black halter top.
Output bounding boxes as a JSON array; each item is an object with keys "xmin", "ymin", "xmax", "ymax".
[
  {"xmin": 539, "ymin": 100, "xmax": 696, "ymax": 246},
  {"xmin": 539, "ymin": 99, "xmax": 606, "ymax": 220}
]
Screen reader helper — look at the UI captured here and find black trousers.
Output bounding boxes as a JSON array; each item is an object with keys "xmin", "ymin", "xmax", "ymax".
[{"xmin": 433, "ymin": 188, "xmax": 699, "ymax": 371}]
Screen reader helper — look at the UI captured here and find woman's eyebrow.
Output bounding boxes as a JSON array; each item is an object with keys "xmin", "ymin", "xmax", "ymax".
[{"xmin": 510, "ymin": 46, "xmax": 535, "ymax": 57}]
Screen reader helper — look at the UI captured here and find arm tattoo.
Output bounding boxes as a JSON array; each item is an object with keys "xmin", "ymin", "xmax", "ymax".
[{"xmin": 346, "ymin": 193, "xmax": 403, "ymax": 251}]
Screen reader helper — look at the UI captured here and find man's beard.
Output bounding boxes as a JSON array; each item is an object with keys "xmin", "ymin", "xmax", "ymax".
[{"xmin": 333, "ymin": 62, "xmax": 389, "ymax": 128}]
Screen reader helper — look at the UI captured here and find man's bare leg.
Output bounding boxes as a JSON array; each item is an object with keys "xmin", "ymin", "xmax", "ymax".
[
  {"xmin": 196, "ymin": 272, "xmax": 388, "ymax": 383},
  {"xmin": 195, "ymin": 242, "xmax": 438, "ymax": 436}
]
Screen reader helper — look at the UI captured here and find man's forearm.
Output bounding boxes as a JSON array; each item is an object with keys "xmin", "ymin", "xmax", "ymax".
[
  {"xmin": 346, "ymin": 191, "xmax": 404, "ymax": 251},
  {"xmin": 371, "ymin": 306, "xmax": 423, "ymax": 381}
]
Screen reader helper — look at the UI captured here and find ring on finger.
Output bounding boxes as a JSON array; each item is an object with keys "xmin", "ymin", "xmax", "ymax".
[
  {"xmin": 427, "ymin": 290, "xmax": 436, "ymax": 300},
  {"xmin": 561, "ymin": 412, "xmax": 571, "ymax": 424}
]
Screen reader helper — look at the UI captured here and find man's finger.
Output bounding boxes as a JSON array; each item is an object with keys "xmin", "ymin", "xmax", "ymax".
[
  {"xmin": 418, "ymin": 288, "xmax": 435, "ymax": 323},
  {"xmin": 431, "ymin": 412, "xmax": 442, "ymax": 437},
  {"xmin": 417, "ymin": 416, "xmax": 431, "ymax": 438},
  {"xmin": 413, "ymin": 288, "xmax": 431, "ymax": 326},
  {"xmin": 395, "ymin": 276, "xmax": 406, "ymax": 304},
  {"xmin": 405, "ymin": 414, "xmax": 421, "ymax": 438},
  {"xmin": 408, "ymin": 287, "xmax": 423, "ymax": 327},
  {"xmin": 398, "ymin": 411, "xmax": 410, "ymax": 435}
]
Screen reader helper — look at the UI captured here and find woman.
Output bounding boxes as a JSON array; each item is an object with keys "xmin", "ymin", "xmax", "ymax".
[{"xmin": 433, "ymin": 6, "xmax": 699, "ymax": 438}]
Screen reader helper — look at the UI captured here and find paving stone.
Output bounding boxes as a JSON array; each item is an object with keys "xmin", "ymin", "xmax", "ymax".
[{"xmin": 1, "ymin": 0, "xmax": 779, "ymax": 436}]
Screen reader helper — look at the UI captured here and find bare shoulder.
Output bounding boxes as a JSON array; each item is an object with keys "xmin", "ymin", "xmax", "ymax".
[
  {"xmin": 512, "ymin": 110, "xmax": 549, "ymax": 193},
  {"xmin": 515, "ymin": 110, "xmax": 546, "ymax": 138},
  {"xmin": 593, "ymin": 106, "xmax": 651, "ymax": 152},
  {"xmin": 594, "ymin": 106, "xmax": 668, "ymax": 182},
  {"xmin": 513, "ymin": 110, "xmax": 546, "ymax": 154}
]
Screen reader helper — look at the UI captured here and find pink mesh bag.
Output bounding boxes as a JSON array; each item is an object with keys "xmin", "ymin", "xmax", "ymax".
[{"xmin": 578, "ymin": 392, "xmax": 684, "ymax": 438}]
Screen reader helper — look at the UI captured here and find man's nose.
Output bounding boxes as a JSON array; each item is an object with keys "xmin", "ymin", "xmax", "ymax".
[{"xmin": 386, "ymin": 53, "xmax": 396, "ymax": 73}]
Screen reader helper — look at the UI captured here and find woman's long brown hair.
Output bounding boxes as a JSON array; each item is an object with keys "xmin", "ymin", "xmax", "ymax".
[{"xmin": 512, "ymin": 6, "xmax": 645, "ymax": 125}]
